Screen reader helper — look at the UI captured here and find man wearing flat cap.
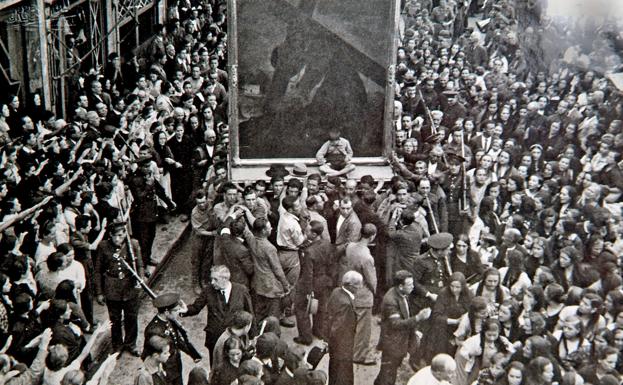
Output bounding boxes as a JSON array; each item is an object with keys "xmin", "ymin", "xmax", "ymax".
[
  {"xmin": 144, "ymin": 293, "xmax": 202, "ymax": 385},
  {"xmin": 411, "ymin": 232, "xmax": 454, "ymax": 309}
]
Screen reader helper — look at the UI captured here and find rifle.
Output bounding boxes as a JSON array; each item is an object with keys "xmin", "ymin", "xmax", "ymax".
[
  {"xmin": 117, "ymin": 257, "xmax": 203, "ymax": 360},
  {"xmin": 424, "ymin": 194, "xmax": 453, "ymax": 275},
  {"xmin": 417, "ymin": 87, "xmax": 437, "ymax": 136},
  {"xmin": 460, "ymin": 130, "xmax": 469, "ymax": 211}
]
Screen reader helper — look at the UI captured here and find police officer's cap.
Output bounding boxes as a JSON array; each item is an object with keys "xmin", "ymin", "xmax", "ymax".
[
  {"xmin": 428, "ymin": 232, "xmax": 453, "ymax": 249},
  {"xmin": 107, "ymin": 220, "xmax": 127, "ymax": 232},
  {"xmin": 153, "ymin": 293, "xmax": 180, "ymax": 310},
  {"xmin": 446, "ymin": 152, "xmax": 466, "ymax": 165}
]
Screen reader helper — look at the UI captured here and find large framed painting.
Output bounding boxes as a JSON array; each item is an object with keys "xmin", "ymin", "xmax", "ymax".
[{"xmin": 227, "ymin": 0, "xmax": 399, "ymax": 167}]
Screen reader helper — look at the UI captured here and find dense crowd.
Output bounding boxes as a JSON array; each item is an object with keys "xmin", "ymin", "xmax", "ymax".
[{"xmin": 0, "ymin": 0, "xmax": 622, "ymax": 384}]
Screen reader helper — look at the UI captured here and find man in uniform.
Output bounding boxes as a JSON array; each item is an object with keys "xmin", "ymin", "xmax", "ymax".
[
  {"xmin": 144, "ymin": 293, "xmax": 202, "ymax": 385},
  {"xmin": 94, "ymin": 220, "xmax": 143, "ymax": 355},
  {"xmin": 411, "ymin": 232, "xmax": 454, "ymax": 309},
  {"xmin": 442, "ymin": 153, "xmax": 471, "ymax": 238}
]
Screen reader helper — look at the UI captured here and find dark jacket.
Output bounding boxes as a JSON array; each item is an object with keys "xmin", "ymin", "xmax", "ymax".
[
  {"xmin": 326, "ymin": 287, "xmax": 357, "ymax": 361},
  {"xmin": 377, "ymin": 287, "xmax": 420, "ymax": 358},
  {"xmin": 183, "ymin": 282, "xmax": 254, "ymax": 343},
  {"xmin": 94, "ymin": 238, "xmax": 143, "ymax": 301}
]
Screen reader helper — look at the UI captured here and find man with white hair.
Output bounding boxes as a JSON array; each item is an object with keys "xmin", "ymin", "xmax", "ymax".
[
  {"xmin": 326, "ymin": 270, "xmax": 362, "ymax": 385},
  {"xmin": 407, "ymin": 353, "xmax": 457, "ymax": 385}
]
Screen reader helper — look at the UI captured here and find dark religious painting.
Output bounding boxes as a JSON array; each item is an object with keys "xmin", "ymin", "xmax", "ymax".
[{"xmin": 230, "ymin": 0, "xmax": 398, "ymax": 160}]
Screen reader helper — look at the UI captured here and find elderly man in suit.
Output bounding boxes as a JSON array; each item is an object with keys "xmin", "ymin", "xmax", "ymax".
[
  {"xmin": 181, "ymin": 265, "xmax": 254, "ymax": 358},
  {"xmin": 326, "ymin": 271, "xmax": 362, "ymax": 385},
  {"xmin": 374, "ymin": 270, "xmax": 431, "ymax": 385},
  {"xmin": 339, "ymin": 223, "xmax": 378, "ymax": 366},
  {"xmin": 329, "ymin": 197, "xmax": 362, "ymax": 253}
]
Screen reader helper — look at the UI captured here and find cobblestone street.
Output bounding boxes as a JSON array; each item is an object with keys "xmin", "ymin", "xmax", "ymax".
[{"xmin": 102, "ymin": 225, "xmax": 415, "ymax": 384}]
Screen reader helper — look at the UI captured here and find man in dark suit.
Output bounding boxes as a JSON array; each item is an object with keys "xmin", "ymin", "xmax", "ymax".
[
  {"xmin": 182, "ymin": 265, "xmax": 254, "ymax": 358},
  {"xmin": 326, "ymin": 271, "xmax": 362, "ymax": 385},
  {"xmin": 493, "ymin": 228, "xmax": 528, "ymax": 269},
  {"xmin": 374, "ymin": 270, "xmax": 431, "ymax": 385},
  {"xmin": 87, "ymin": 79, "xmax": 112, "ymax": 108},
  {"xmin": 328, "ymin": 197, "xmax": 362, "ymax": 254},
  {"xmin": 144, "ymin": 293, "xmax": 202, "ymax": 385}
]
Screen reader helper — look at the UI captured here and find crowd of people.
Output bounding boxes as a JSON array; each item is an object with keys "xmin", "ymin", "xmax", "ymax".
[{"xmin": 0, "ymin": 0, "xmax": 622, "ymax": 384}]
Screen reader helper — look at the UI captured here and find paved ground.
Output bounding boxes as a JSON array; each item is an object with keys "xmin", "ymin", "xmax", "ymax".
[{"xmin": 101, "ymin": 218, "xmax": 416, "ymax": 384}]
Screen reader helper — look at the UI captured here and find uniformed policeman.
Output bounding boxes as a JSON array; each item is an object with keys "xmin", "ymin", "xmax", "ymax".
[
  {"xmin": 443, "ymin": 152, "xmax": 470, "ymax": 238},
  {"xmin": 411, "ymin": 232, "xmax": 454, "ymax": 308},
  {"xmin": 94, "ymin": 220, "xmax": 143, "ymax": 355},
  {"xmin": 144, "ymin": 293, "xmax": 202, "ymax": 385}
]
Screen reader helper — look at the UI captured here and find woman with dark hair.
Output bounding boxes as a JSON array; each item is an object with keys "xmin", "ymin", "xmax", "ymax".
[
  {"xmin": 518, "ymin": 286, "xmax": 546, "ymax": 323},
  {"xmin": 455, "ymin": 319, "xmax": 515, "ymax": 385},
  {"xmin": 152, "ymin": 129, "xmax": 175, "ymax": 202},
  {"xmin": 422, "ymin": 272, "xmax": 473, "ymax": 361},
  {"xmin": 493, "ymin": 150, "xmax": 519, "ymax": 181},
  {"xmin": 499, "ymin": 250, "xmax": 531, "ymax": 298},
  {"xmin": 471, "ymin": 268, "xmax": 510, "ymax": 313},
  {"xmin": 469, "ymin": 196, "xmax": 502, "ymax": 249},
  {"xmin": 525, "ymin": 237, "xmax": 550, "ymax": 279},
  {"xmin": 535, "ymin": 208, "xmax": 557, "ymax": 239},
  {"xmin": 544, "ymin": 283, "xmax": 566, "ymax": 332},
  {"xmin": 451, "ymin": 235, "xmax": 485, "ymax": 282},
  {"xmin": 187, "ymin": 366, "xmax": 209, "ymax": 385},
  {"xmin": 454, "ymin": 296, "xmax": 490, "ymax": 347},
  {"xmin": 550, "ymin": 246, "xmax": 598, "ymax": 291},
  {"xmin": 210, "ymin": 336, "xmax": 243, "ymax": 385},
  {"xmin": 524, "ymin": 356, "xmax": 556, "ymax": 385},
  {"xmin": 496, "ymin": 361, "xmax": 525, "ymax": 385},
  {"xmin": 54, "ymin": 280, "xmax": 89, "ymax": 332},
  {"xmin": 577, "ymin": 346, "xmax": 620, "ymax": 384},
  {"xmin": 552, "ymin": 185, "xmax": 577, "ymax": 222}
]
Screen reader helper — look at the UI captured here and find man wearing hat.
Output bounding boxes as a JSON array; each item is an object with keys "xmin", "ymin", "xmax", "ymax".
[
  {"xmin": 94, "ymin": 220, "xmax": 143, "ymax": 355},
  {"xmin": 441, "ymin": 89, "xmax": 467, "ymax": 129},
  {"xmin": 128, "ymin": 154, "xmax": 176, "ymax": 272},
  {"xmin": 442, "ymin": 152, "xmax": 471, "ymax": 238},
  {"xmin": 411, "ymin": 232, "xmax": 454, "ymax": 308},
  {"xmin": 144, "ymin": 293, "xmax": 202, "ymax": 385}
]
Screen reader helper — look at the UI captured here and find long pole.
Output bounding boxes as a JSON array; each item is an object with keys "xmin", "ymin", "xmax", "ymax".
[
  {"xmin": 424, "ymin": 194, "xmax": 439, "ymax": 234},
  {"xmin": 118, "ymin": 257, "xmax": 202, "ymax": 359},
  {"xmin": 460, "ymin": 130, "xmax": 468, "ymax": 211}
]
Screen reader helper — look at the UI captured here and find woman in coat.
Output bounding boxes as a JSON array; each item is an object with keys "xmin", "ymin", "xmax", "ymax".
[{"xmin": 421, "ymin": 272, "xmax": 473, "ymax": 362}]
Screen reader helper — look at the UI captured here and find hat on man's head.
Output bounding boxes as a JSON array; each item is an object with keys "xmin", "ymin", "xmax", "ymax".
[
  {"xmin": 481, "ymin": 232, "xmax": 497, "ymax": 243},
  {"xmin": 291, "ymin": 163, "xmax": 308, "ymax": 177},
  {"xmin": 446, "ymin": 152, "xmax": 466, "ymax": 165},
  {"xmin": 404, "ymin": 81, "xmax": 417, "ymax": 88},
  {"xmin": 443, "ymin": 90, "xmax": 458, "ymax": 97},
  {"xmin": 107, "ymin": 219, "xmax": 127, "ymax": 232},
  {"xmin": 428, "ymin": 232, "xmax": 453, "ymax": 249},
  {"xmin": 136, "ymin": 154, "xmax": 153, "ymax": 166},
  {"xmin": 153, "ymin": 293, "xmax": 180, "ymax": 310},
  {"xmin": 265, "ymin": 164, "xmax": 289, "ymax": 178}
]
